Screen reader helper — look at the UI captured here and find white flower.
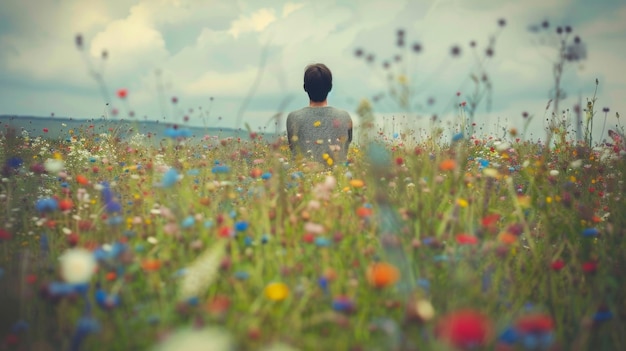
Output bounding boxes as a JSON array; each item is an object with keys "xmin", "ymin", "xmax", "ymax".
[
  {"xmin": 59, "ymin": 248, "xmax": 97, "ymax": 284},
  {"xmin": 549, "ymin": 170, "xmax": 559, "ymax": 176},
  {"xmin": 569, "ymin": 159, "xmax": 583, "ymax": 169},
  {"xmin": 151, "ymin": 327, "xmax": 233, "ymax": 351},
  {"xmin": 44, "ymin": 159, "xmax": 64, "ymax": 173}
]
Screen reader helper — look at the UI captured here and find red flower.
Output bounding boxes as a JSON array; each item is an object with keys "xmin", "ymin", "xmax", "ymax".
[
  {"xmin": 25, "ymin": 274, "xmax": 37, "ymax": 285},
  {"xmin": 515, "ymin": 313, "xmax": 554, "ymax": 334},
  {"xmin": 303, "ymin": 233, "xmax": 315, "ymax": 243},
  {"xmin": 456, "ymin": 234, "xmax": 478, "ymax": 245},
  {"xmin": 395, "ymin": 157, "xmax": 404, "ymax": 165},
  {"xmin": 435, "ymin": 309, "xmax": 493, "ymax": 349},
  {"xmin": 0, "ymin": 228, "xmax": 12, "ymax": 241},
  {"xmin": 582, "ymin": 261, "xmax": 598, "ymax": 273},
  {"xmin": 218, "ymin": 226, "xmax": 232, "ymax": 238},
  {"xmin": 117, "ymin": 88, "xmax": 128, "ymax": 99},
  {"xmin": 550, "ymin": 260, "xmax": 565, "ymax": 271},
  {"xmin": 481, "ymin": 213, "xmax": 501, "ymax": 228},
  {"xmin": 58, "ymin": 199, "xmax": 74, "ymax": 211}
]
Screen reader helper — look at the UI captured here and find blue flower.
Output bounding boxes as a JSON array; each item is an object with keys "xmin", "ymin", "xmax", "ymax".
[
  {"xmin": 593, "ymin": 310, "xmax": 613, "ymax": 323},
  {"xmin": 160, "ymin": 168, "xmax": 179, "ymax": 187},
  {"xmin": 35, "ymin": 198, "xmax": 58, "ymax": 212},
  {"xmin": 452, "ymin": 133, "xmax": 464, "ymax": 142},
  {"xmin": 95, "ymin": 288, "xmax": 121, "ymax": 310},
  {"xmin": 318, "ymin": 277, "xmax": 329, "ymax": 292},
  {"xmin": 6, "ymin": 156, "xmax": 23, "ymax": 169},
  {"xmin": 315, "ymin": 237, "xmax": 331, "ymax": 247},
  {"xmin": 332, "ymin": 296, "xmax": 355, "ymax": 313},
  {"xmin": 235, "ymin": 221, "xmax": 249, "ymax": 231},
  {"xmin": 100, "ymin": 182, "xmax": 122, "ymax": 213},
  {"xmin": 498, "ymin": 326, "xmax": 519, "ymax": 344},
  {"xmin": 582, "ymin": 228, "xmax": 599, "ymax": 237},
  {"xmin": 212, "ymin": 165, "xmax": 230, "ymax": 174},
  {"xmin": 181, "ymin": 216, "xmax": 195, "ymax": 228}
]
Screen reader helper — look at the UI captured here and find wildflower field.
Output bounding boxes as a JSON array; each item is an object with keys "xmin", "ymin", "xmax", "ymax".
[
  {"xmin": 1, "ymin": 109, "xmax": 625, "ymax": 351},
  {"xmin": 1, "ymin": 20, "xmax": 626, "ymax": 351}
]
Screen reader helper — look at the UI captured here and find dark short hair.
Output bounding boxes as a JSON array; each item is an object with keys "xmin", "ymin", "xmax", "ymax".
[{"xmin": 303, "ymin": 63, "xmax": 332, "ymax": 102}]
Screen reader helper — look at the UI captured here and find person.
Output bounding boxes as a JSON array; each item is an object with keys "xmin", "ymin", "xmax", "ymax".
[{"xmin": 286, "ymin": 63, "xmax": 353, "ymax": 166}]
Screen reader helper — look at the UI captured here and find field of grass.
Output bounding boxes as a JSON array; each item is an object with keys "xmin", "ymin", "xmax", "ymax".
[{"xmin": 1, "ymin": 112, "xmax": 625, "ymax": 351}]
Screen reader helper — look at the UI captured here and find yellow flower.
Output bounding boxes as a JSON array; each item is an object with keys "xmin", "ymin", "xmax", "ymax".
[
  {"xmin": 313, "ymin": 120, "xmax": 321, "ymax": 127},
  {"xmin": 456, "ymin": 198, "xmax": 469, "ymax": 208},
  {"xmin": 264, "ymin": 282, "xmax": 289, "ymax": 301},
  {"xmin": 349, "ymin": 179, "xmax": 365, "ymax": 188}
]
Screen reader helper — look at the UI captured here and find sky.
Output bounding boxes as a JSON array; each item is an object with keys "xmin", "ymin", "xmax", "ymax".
[{"xmin": 1, "ymin": 0, "xmax": 625, "ymax": 142}]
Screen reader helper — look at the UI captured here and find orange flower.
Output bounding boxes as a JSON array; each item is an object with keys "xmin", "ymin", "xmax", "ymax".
[
  {"xmin": 75, "ymin": 174, "xmax": 89, "ymax": 185},
  {"xmin": 366, "ymin": 262, "xmax": 400, "ymax": 288},
  {"xmin": 249, "ymin": 168, "xmax": 263, "ymax": 178},
  {"xmin": 498, "ymin": 232, "xmax": 517, "ymax": 245},
  {"xmin": 356, "ymin": 206, "xmax": 373, "ymax": 218},
  {"xmin": 141, "ymin": 259, "xmax": 161, "ymax": 272},
  {"xmin": 349, "ymin": 179, "xmax": 365, "ymax": 188},
  {"xmin": 439, "ymin": 159, "xmax": 457, "ymax": 171}
]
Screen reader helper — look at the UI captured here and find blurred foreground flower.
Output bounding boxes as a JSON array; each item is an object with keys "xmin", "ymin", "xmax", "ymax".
[
  {"xmin": 151, "ymin": 327, "xmax": 233, "ymax": 351},
  {"xmin": 59, "ymin": 248, "xmax": 97, "ymax": 284},
  {"xmin": 435, "ymin": 309, "xmax": 493, "ymax": 349},
  {"xmin": 178, "ymin": 240, "xmax": 226, "ymax": 301}
]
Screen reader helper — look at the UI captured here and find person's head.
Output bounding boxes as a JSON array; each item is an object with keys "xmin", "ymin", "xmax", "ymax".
[{"xmin": 303, "ymin": 63, "xmax": 332, "ymax": 102}]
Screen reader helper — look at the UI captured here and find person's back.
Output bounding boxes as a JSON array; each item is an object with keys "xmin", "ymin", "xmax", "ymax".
[
  {"xmin": 287, "ymin": 106, "xmax": 352, "ymax": 165},
  {"xmin": 286, "ymin": 63, "xmax": 353, "ymax": 166}
]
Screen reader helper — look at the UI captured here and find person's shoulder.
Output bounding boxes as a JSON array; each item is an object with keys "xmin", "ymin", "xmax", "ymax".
[
  {"xmin": 287, "ymin": 107, "xmax": 309, "ymax": 119},
  {"xmin": 329, "ymin": 106, "xmax": 352, "ymax": 119}
]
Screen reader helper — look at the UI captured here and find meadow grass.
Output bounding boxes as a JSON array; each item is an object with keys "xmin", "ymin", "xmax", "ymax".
[{"xmin": 1, "ymin": 116, "xmax": 625, "ymax": 351}]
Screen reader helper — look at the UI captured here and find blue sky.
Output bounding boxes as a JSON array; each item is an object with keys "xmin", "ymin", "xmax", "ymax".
[{"xmin": 1, "ymin": 0, "xmax": 624, "ymax": 141}]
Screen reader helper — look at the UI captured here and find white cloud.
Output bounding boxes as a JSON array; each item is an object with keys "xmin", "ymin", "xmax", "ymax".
[
  {"xmin": 228, "ymin": 8, "xmax": 277, "ymax": 39},
  {"xmin": 282, "ymin": 2, "xmax": 304, "ymax": 17}
]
